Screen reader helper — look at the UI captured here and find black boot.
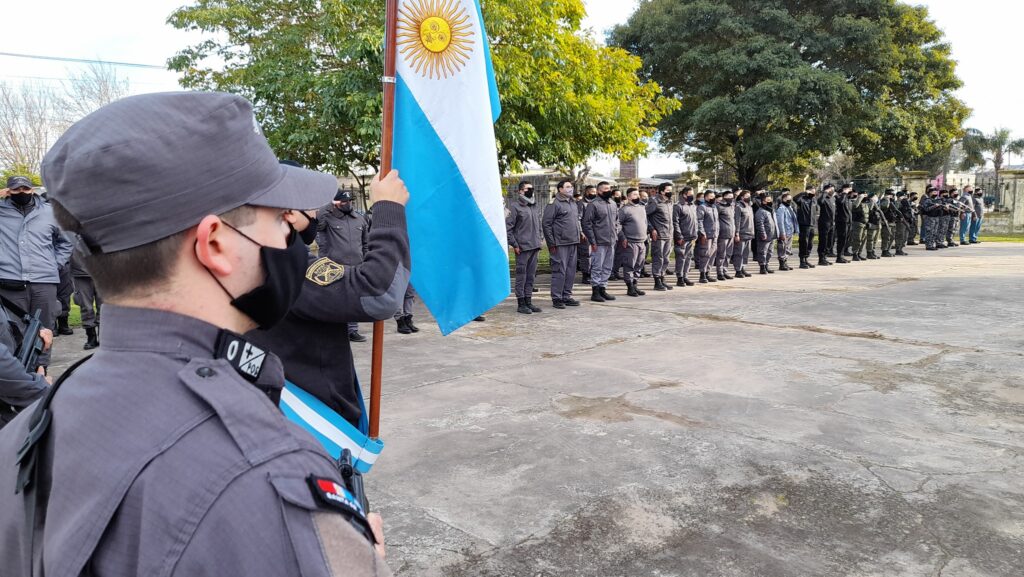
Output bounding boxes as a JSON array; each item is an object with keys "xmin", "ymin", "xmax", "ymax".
[
  {"xmin": 84, "ymin": 327, "xmax": 100, "ymax": 350},
  {"xmin": 818, "ymin": 256, "xmax": 830, "ymax": 266},
  {"xmin": 599, "ymin": 287, "xmax": 616, "ymax": 301},
  {"xmin": 590, "ymin": 287, "xmax": 605, "ymax": 303},
  {"xmin": 563, "ymin": 297, "xmax": 581, "ymax": 307},
  {"xmin": 405, "ymin": 315, "xmax": 420, "ymax": 332},
  {"xmin": 896, "ymin": 250, "xmax": 908, "ymax": 256},
  {"xmin": 654, "ymin": 277, "xmax": 667, "ymax": 291},
  {"xmin": 348, "ymin": 331, "xmax": 367, "ymax": 343},
  {"xmin": 799, "ymin": 259, "xmax": 810, "ymax": 269},
  {"xmin": 56, "ymin": 315, "xmax": 74, "ymax": 336},
  {"xmin": 853, "ymin": 254, "xmax": 862, "ymax": 261},
  {"xmin": 759, "ymin": 264, "xmax": 768, "ymax": 275},
  {"xmin": 684, "ymin": 277, "xmax": 694, "ymax": 286},
  {"xmin": 526, "ymin": 297, "xmax": 542, "ymax": 312},
  {"xmin": 722, "ymin": 270, "xmax": 734, "ymax": 280},
  {"xmin": 835, "ymin": 256, "xmax": 849, "ymax": 264},
  {"xmin": 396, "ymin": 316, "xmax": 412, "ymax": 334},
  {"xmin": 699, "ymin": 272, "xmax": 709, "ymax": 284},
  {"xmin": 676, "ymin": 276, "xmax": 686, "ymax": 287},
  {"xmin": 664, "ymin": 276, "xmax": 673, "ymax": 290},
  {"xmin": 881, "ymin": 251, "xmax": 892, "ymax": 257},
  {"xmin": 627, "ymin": 280, "xmax": 640, "ymax": 296},
  {"xmin": 518, "ymin": 297, "xmax": 534, "ymax": 314},
  {"xmin": 707, "ymin": 271, "xmax": 717, "ymax": 282},
  {"xmin": 716, "ymin": 271, "xmax": 726, "ymax": 281},
  {"xmin": 634, "ymin": 281, "xmax": 646, "ymax": 296},
  {"xmin": 766, "ymin": 264, "xmax": 774, "ymax": 274},
  {"xmin": 552, "ymin": 298, "xmax": 566, "ymax": 309}
]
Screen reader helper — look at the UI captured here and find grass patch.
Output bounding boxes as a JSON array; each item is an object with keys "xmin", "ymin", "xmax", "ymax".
[{"xmin": 977, "ymin": 234, "xmax": 1024, "ymax": 243}]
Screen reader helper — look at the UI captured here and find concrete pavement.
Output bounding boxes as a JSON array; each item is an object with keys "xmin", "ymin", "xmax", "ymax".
[{"xmin": 47, "ymin": 242, "xmax": 1024, "ymax": 576}]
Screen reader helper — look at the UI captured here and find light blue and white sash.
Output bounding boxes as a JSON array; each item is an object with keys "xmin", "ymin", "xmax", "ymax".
[{"xmin": 280, "ymin": 380, "xmax": 383, "ymax": 474}]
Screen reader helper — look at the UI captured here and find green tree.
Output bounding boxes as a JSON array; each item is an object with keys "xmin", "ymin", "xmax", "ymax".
[
  {"xmin": 960, "ymin": 127, "xmax": 1024, "ymax": 196},
  {"xmin": 1, "ymin": 164, "xmax": 42, "ymax": 186},
  {"xmin": 610, "ymin": 0, "xmax": 967, "ymax": 190},
  {"xmin": 168, "ymin": 0, "xmax": 676, "ymax": 189}
]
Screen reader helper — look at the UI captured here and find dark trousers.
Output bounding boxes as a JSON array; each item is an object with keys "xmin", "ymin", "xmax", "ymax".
[
  {"xmin": 817, "ymin": 225, "xmax": 834, "ymax": 257},
  {"xmin": 798, "ymin": 225, "xmax": 815, "ymax": 259},
  {"xmin": 72, "ymin": 275, "xmax": 102, "ymax": 329},
  {"xmin": 393, "ymin": 285, "xmax": 416, "ymax": 319},
  {"xmin": 549, "ymin": 245, "xmax": 577, "ymax": 300},
  {"xmin": 576, "ymin": 243, "xmax": 590, "ymax": 279},
  {"xmin": 0, "ymin": 283, "xmax": 57, "ymax": 367},
  {"xmin": 514, "ymin": 248, "xmax": 540, "ymax": 298},
  {"xmin": 835, "ymin": 222, "xmax": 850, "ymax": 257},
  {"xmin": 57, "ymin": 264, "xmax": 74, "ymax": 318}
]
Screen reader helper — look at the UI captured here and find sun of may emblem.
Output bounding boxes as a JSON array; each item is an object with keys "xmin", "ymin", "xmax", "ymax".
[{"xmin": 398, "ymin": 0, "xmax": 474, "ymax": 79}]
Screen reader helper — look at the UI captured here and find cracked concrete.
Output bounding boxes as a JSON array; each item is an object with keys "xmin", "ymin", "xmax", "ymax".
[{"xmin": 49, "ymin": 244, "xmax": 1024, "ymax": 575}]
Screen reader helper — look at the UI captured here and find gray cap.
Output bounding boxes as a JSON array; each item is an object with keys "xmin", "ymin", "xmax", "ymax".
[
  {"xmin": 42, "ymin": 91, "xmax": 337, "ymax": 254},
  {"xmin": 6, "ymin": 176, "xmax": 32, "ymax": 189}
]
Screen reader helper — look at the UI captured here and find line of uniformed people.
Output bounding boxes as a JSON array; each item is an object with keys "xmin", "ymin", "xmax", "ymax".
[{"xmin": 506, "ymin": 180, "xmax": 987, "ymax": 313}]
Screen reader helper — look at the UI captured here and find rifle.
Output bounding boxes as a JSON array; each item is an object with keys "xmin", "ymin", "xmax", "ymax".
[{"xmin": 16, "ymin": 309, "xmax": 44, "ymax": 372}]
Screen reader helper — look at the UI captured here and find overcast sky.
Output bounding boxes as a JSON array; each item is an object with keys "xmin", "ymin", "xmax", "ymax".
[{"xmin": 1, "ymin": 0, "xmax": 1018, "ymax": 177}]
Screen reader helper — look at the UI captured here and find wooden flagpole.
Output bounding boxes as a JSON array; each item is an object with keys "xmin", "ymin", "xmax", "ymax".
[{"xmin": 370, "ymin": 0, "xmax": 400, "ymax": 440}]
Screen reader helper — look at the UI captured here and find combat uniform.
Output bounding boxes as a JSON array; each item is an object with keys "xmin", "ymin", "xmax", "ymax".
[
  {"xmin": 775, "ymin": 201, "xmax": 798, "ymax": 270},
  {"xmin": 582, "ymin": 196, "xmax": 620, "ymax": 301},
  {"xmin": 754, "ymin": 202, "xmax": 778, "ymax": 272},
  {"xmin": 646, "ymin": 195, "xmax": 674, "ymax": 290},
  {"xmin": 834, "ymin": 194, "xmax": 853, "ymax": 262},
  {"xmin": 672, "ymin": 198, "xmax": 698, "ymax": 285},
  {"xmin": 715, "ymin": 199, "xmax": 736, "ymax": 279},
  {"xmin": 0, "ymin": 194, "xmax": 74, "ymax": 367},
  {"xmin": 542, "ymin": 194, "xmax": 582, "ymax": 307},
  {"xmin": 866, "ymin": 198, "xmax": 881, "ymax": 259},
  {"xmin": 816, "ymin": 192, "xmax": 836, "ymax": 264},
  {"xmin": 69, "ymin": 235, "xmax": 101, "ymax": 349},
  {"xmin": 852, "ymin": 196, "xmax": 869, "ymax": 260},
  {"xmin": 732, "ymin": 198, "xmax": 754, "ymax": 276},
  {"xmin": 696, "ymin": 201, "xmax": 720, "ymax": 282},
  {"xmin": 792, "ymin": 192, "xmax": 817, "ymax": 268},
  {"xmin": 879, "ymin": 197, "xmax": 897, "ymax": 256},
  {"xmin": 618, "ymin": 202, "xmax": 648, "ymax": 296},
  {"xmin": 507, "ymin": 194, "xmax": 544, "ymax": 311},
  {"xmin": 317, "ymin": 201, "xmax": 372, "ymax": 337}
]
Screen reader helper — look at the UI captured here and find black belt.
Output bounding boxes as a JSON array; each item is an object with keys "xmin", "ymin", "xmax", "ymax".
[{"xmin": 0, "ymin": 280, "xmax": 28, "ymax": 291}]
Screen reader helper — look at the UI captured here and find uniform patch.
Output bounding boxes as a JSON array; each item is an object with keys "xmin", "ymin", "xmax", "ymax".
[
  {"xmin": 308, "ymin": 475, "xmax": 376, "ymax": 543},
  {"xmin": 305, "ymin": 257, "xmax": 345, "ymax": 286}
]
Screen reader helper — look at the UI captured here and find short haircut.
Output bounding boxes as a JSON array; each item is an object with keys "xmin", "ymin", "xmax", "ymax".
[
  {"xmin": 584, "ymin": 185, "xmax": 596, "ymax": 192},
  {"xmin": 626, "ymin": 187, "xmax": 639, "ymax": 195},
  {"xmin": 557, "ymin": 179, "xmax": 573, "ymax": 191},
  {"xmin": 51, "ymin": 201, "xmax": 257, "ymax": 300},
  {"xmin": 681, "ymin": 186, "xmax": 693, "ymax": 194},
  {"xmin": 704, "ymin": 189, "xmax": 716, "ymax": 197},
  {"xmin": 597, "ymin": 181, "xmax": 610, "ymax": 188},
  {"xmin": 657, "ymin": 182, "xmax": 672, "ymax": 193},
  {"xmin": 517, "ymin": 181, "xmax": 531, "ymax": 191}
]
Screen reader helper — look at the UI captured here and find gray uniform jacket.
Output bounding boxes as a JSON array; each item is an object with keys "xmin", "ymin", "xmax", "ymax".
[
  {"xmin": 697, "ymin": 203, "xmax": 720, "ymax": 238},
  {"xmin": 506, "ymin": 196, "xmax": 544, "ymax": 251},
  {"xmin": 646, "ymin": 197, "xmax": 673, "ymax": 238},
  {"xmin": 673, "ymin": 202, "xmax": 698, "ymax": 241},
  {"xmin": 582, "ymin": 198, "xmax": 620, "ymax": 246},
  {"xmin": 317, "ymin": 204, "xmax": 370, "ymax": 266},
  {"xmin": 0, "ymin": 196, "xmax": 73, "ymax": 283},
  {"xmin": 973, "ymin": 195, "xmax": 985, "ymax": 216},
  {"xmin": 542, "ymin": 195, "xmax": 582, "ymax": 247},
  {"xmin": 755, "ymin": 205, "xmax": 779, "ymax": 240},
  {"xmin": 716, "ymin": 202, "xmax": 737, "ymax": 239},
  {"xmin": 0, "ymin": 303, "xmax": 47, "ymax": 426},
  {"xmin": 248, "ymin": 201, "xmax": 410, "ymax": 425},
  {"xmin": 958, "ymin": 193, "xmax": 975, "ymax": 215},
  {"xmin": 0, "ymin": 305, "xmax": 389, "ymax": 577},
  {"xmin": 618, "ymin": 203, "xmax": 648, "ymax": 242},
  {"xmin": 734, "ymin": 201, "xmax": 755, "ymax": 240}
]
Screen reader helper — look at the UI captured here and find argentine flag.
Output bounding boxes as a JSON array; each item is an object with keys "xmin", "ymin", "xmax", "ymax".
[{"xmin": 393, "ymin": 0, "xmax": 508, "ymax": 335}]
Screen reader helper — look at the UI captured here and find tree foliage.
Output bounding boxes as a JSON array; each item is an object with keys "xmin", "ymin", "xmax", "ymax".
[
  {"xmin": 611, "ymin": 0, "xmax": 968, "ymax": 189},
  {"xmin": 167, "ymin": 0, "xmax": 677, "ymax": 185},
  {"xmin": 960, "ymin": 127, "xmax": 1024, "ymax": 193}
]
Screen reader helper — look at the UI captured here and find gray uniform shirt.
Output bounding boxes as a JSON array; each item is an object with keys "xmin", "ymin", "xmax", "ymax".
[
  {"xmin": 542, "ymin": 195, "xmax": 582, "ymax": 247},
  {"xmin": 0, "ymin": 306, "xmax": 389, "ymax": 577},
  {"xmin": 973, "ymin": 195, "xmax": 985, "ymax": 216},
  {"xmin": 755, "ymin": 205, "xmax": 779, "ymax": 240},
  {"xmin": 618, "ymin": 203, "xmax": 648, "ymax": 242},
  {"xmin": 317, "ymin": 204, "xmax": 370, "ymax": 266},
  {"xmin": 697, "ymin": 203, "xmax": 720, "ymax": 238},
  {"xmin": 506, "ymin": 196, "xmax": 543, "ymax": 251},
  {"xmin": 582, "ymin": 197, "xmax": 620, "ymax": 246},
  {"xmin": 0, "ymin": 196, "xmax": 73, "ymax": 283},
  {"xmin": 673, "ymin": 202, "xmax": 698, "ymax": 241},
  {"xmin": 958, "ymin": 193, "xmax": 975, "ymax": 216},
  {"xmin": 646, "ymin": 196, "xmax": 673, "ymax": 238},
  {"xmin": 734, "ymin": 201, "xmax": 755, "ymax": 240},
  {"xmin": 717, "ymin": 202, "xmax": 737, "ymax": 239}
]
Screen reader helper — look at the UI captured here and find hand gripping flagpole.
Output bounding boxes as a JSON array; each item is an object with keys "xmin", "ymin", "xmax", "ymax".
[{"xmin": 370, "ymin": 0, "xmax": 399, "ymax": 440}]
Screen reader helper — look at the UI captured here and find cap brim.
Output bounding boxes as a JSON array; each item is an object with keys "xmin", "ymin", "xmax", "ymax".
[{"xmin": 248, "ymin": 163, "xmax": 338, "ymax": 211}]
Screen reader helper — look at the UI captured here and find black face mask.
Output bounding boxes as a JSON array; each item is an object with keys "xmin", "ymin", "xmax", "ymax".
[
  {"xmin": 707, "ymin": 198, "xmax": 717, "ymax": 205},
  {"xmin": 722, "ymin": 198, "xmax": 733, "ymax": 205},
  {"xmin": 783, "ymin": 199, "xmax": 792, "ymax": 206},
  {"xmin": 523, "ymin": 189, "xmax": 534, "ymax": 199},
  {"xmin": 601, "ymin": 191, "xmax": 614, "ymax": 200},
  {"xmin": 685, "ymin": 195, "xmax": 695, "ymax": 203},
  {"xmin": 208, "ymin": 223, "xmax": 308, "ymax": 329},
  {"xmin": 613, "ymin": 198, "xmax": 623, "ymax": 206},
  {"xmin": 339, "ymin": 204, "xmax": 354, "ymax": 214},
  {"xmin": 10, "ymin": 192, "xmax": 33, "ymax": 207},
  {"xmin": 631, "ymin": 198, "xmax": 641, "ymax": 205},
  {"xmin": 586, "ymin": 193, "xmax": 597, "ymax": 200},
  {"xmin": 296, "ymin": 211, "xmax": 318, "ymax": 246}
]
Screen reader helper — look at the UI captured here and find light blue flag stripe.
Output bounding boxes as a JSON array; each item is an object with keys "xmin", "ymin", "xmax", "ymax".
[{"xmin": 280, "ymin": 382, "xmax": 383, "ymax": 474}]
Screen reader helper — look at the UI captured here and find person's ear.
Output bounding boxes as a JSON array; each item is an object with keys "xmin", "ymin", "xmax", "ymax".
[{"xmin": 194, "ymin": 215, "xmax": 236, "ymax": 277}]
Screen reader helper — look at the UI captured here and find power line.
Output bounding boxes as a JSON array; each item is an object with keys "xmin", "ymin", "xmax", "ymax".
[{"xmin": 0, "ymin": 51, "xmax": 166, "ymax": 70}]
